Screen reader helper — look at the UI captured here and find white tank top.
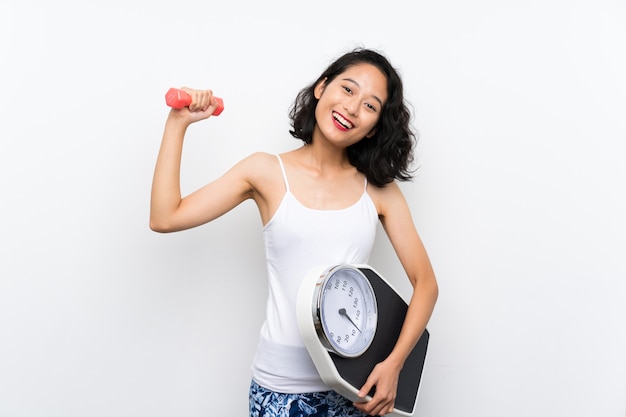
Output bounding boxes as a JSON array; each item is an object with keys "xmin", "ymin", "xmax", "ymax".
[{"xmin": 251, "ymin": 154, "xmax": 379, "ymax": 393}]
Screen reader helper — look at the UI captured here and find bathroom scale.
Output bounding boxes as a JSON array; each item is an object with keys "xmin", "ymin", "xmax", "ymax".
[{"xmin": 296, "ymin": 264, "xmax": 429, "ymax": 416}]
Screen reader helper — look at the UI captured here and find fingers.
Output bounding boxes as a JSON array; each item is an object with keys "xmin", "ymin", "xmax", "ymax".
[
  {"xmin": 357, "ymin": 379, "xmax": 374, "ymax": 401},
  {"xmin": 354, "ymin": 396, "xmax": 395, "ymax": 416},
  {"xmin": 353, "ymin": 368, "xmax": 397, "ymax": 416},
  {"xmin": 354, "ymin": 387, "xmax": 395, "ymax": 416},
  {"xmin": 181, "ymin": 87, "xmax": 216, "ymax": 113}
]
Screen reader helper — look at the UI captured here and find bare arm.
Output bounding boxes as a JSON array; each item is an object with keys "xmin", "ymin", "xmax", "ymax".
[
  {"xmin": 149, "ymin": 88, "xmax": 254, "ymax": 233},
  {"xmin": 355, "ymin": 182, "xmax": 438, "ymax": 416}
]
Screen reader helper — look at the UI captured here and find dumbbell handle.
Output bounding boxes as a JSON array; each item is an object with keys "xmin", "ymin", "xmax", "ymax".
[{"xmin": 165, "ymin": 88, "xmax": 224, "ymax": 116}]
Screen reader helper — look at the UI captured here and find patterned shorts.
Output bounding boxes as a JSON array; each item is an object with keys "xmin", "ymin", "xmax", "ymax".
[{"xmin": 249, "ymin": 380, "xmax": 371, "ymax": 417}]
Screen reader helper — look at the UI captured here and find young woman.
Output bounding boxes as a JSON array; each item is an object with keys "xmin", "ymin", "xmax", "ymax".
[{"xmin": 150, "ymin": 48, "xmax": 438, "ymax": 417}]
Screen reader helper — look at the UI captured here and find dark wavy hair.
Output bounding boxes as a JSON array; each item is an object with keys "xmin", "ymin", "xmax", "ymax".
[{"xmin": 289, "ymin": 47, "xmax": 417, "ymax": 187}]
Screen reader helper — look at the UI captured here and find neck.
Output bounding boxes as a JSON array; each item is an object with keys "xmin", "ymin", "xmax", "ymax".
[{"xmin": 299, "ymin": 141, "xmax": 351, "ymax": 173}]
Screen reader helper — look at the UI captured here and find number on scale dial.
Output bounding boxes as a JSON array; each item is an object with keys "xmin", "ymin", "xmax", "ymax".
[{"xmin": 317, "ymin": 265, "xmax": 378, "ymax": 358}]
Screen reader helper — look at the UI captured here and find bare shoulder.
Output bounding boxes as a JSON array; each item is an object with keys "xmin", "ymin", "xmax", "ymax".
[
  {"xmin": 232, "ymin": 152, "xmax": 279, "ymax": 183},
  {"xmin": 236, "ymin": 151, "xmax": 283, "ymax": 197},
  {"xmin": 235, "ymin": 151, "xmax": 286, "ymax": 224},
  {"xmin": 238, "ymin": 151, "xmax": 277, "ymax": 170},
  {"xmin": 367, "ymin": 181, "xmax": 408, "ymax": 217}
]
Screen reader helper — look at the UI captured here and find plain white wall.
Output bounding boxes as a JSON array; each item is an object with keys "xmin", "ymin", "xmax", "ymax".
[{"xmin": 1, "ymin": 1, "xmax": 625, "ymax": 416}]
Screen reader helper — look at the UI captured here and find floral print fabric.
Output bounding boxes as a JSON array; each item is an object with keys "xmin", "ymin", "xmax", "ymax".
[{"xmin": 249, "ymin": 380, "xmax": 371, "ymax": 417}]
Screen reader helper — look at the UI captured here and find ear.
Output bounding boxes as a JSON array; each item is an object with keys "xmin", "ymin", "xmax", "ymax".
[
  {"xmin": 365, "ymin": 127, "xmax": 378, "ymax": 138},
  {"xmin": 314, "ymin": 77, "xmax": 327, "ymax": 99}
]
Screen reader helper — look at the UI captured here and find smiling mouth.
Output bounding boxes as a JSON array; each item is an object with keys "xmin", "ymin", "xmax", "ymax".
[{"xmin": 333, "ymin": 112, "xmax": 353, "ymax": 129}]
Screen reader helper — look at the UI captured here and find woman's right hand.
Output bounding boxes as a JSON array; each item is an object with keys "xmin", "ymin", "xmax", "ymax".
[{"xmin": 168, "ymin": 88, "xmax": 221, "ymax": 124}]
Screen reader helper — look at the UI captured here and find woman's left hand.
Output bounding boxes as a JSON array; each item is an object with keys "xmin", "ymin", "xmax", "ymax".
[{"xmin": 353, "ymin": 358, "xmax": 401, "ymax": 416}]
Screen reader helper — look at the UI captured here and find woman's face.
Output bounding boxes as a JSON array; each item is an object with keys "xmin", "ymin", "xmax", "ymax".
[{"xmin": 313, "ymin": 63, "xmax": 388, "ymax": 148}]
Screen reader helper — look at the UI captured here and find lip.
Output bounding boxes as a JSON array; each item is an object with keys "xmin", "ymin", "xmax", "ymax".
[{"xmin": 332, "ymin": 111, "xmax": 354, "ymax": 131}]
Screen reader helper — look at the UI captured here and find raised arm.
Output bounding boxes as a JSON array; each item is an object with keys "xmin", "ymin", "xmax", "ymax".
[
  {"xmin": 149, "ymin": 88, "xmax": 253, "ymax": 233},
  {"xmin": 355, "ymin": 181, "xmax": 439, "ymax": 416}
]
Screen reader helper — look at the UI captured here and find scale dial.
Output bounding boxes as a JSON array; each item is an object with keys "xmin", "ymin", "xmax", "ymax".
[{"xmin": 314, "ymin": 265, "xmax": 378, "ymax": 358}]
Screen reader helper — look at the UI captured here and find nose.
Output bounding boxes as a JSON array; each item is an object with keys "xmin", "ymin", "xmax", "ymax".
[{"xmin": 343, "ymin": 96, "xmax": 359, "ymax": 116}]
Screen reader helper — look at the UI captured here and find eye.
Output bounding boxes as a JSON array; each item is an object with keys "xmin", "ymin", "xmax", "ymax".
[
  {"xmin": 364, "ymin": 102, "xmax": 378, "ymax": 112},
  {"xmin": 342, "ymin": 86, "xmax": 353, "ymax": 94}
]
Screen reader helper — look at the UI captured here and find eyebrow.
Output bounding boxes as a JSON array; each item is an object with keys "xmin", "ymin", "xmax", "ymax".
[{"xmin": 341, "ymin": 77, "xmax": 385, "ymax": 108}]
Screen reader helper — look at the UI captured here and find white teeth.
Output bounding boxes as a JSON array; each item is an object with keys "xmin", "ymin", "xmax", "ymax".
[{"xmin": 333, "ymin": 112, "xmax": 353, "ymax": 129}]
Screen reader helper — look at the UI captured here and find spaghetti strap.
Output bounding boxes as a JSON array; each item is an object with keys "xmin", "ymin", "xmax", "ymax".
[{"xmin": 275, "ymin": 154, "xmax": 290, "ymax": 192}]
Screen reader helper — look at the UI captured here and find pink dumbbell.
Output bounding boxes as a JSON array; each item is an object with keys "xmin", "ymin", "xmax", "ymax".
[{"xmin": 165, "ymin": 87, "xmax": 224, "ymax": 116}]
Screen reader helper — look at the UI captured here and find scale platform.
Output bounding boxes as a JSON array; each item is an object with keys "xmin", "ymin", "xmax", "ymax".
[{"xmin": 297, "ymin": 264, "xmax": 430, "ymax": 416}]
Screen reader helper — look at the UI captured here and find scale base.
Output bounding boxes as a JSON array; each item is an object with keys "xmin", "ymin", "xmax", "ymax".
[{"xmin": 297, "ymin": 264, "xmax": 430, "ymax": 416}]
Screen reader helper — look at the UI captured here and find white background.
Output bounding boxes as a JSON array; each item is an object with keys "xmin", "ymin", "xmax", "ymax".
[{"xmin": 1, "ymin": 1, "xmax": 625, "ymax": 416}]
